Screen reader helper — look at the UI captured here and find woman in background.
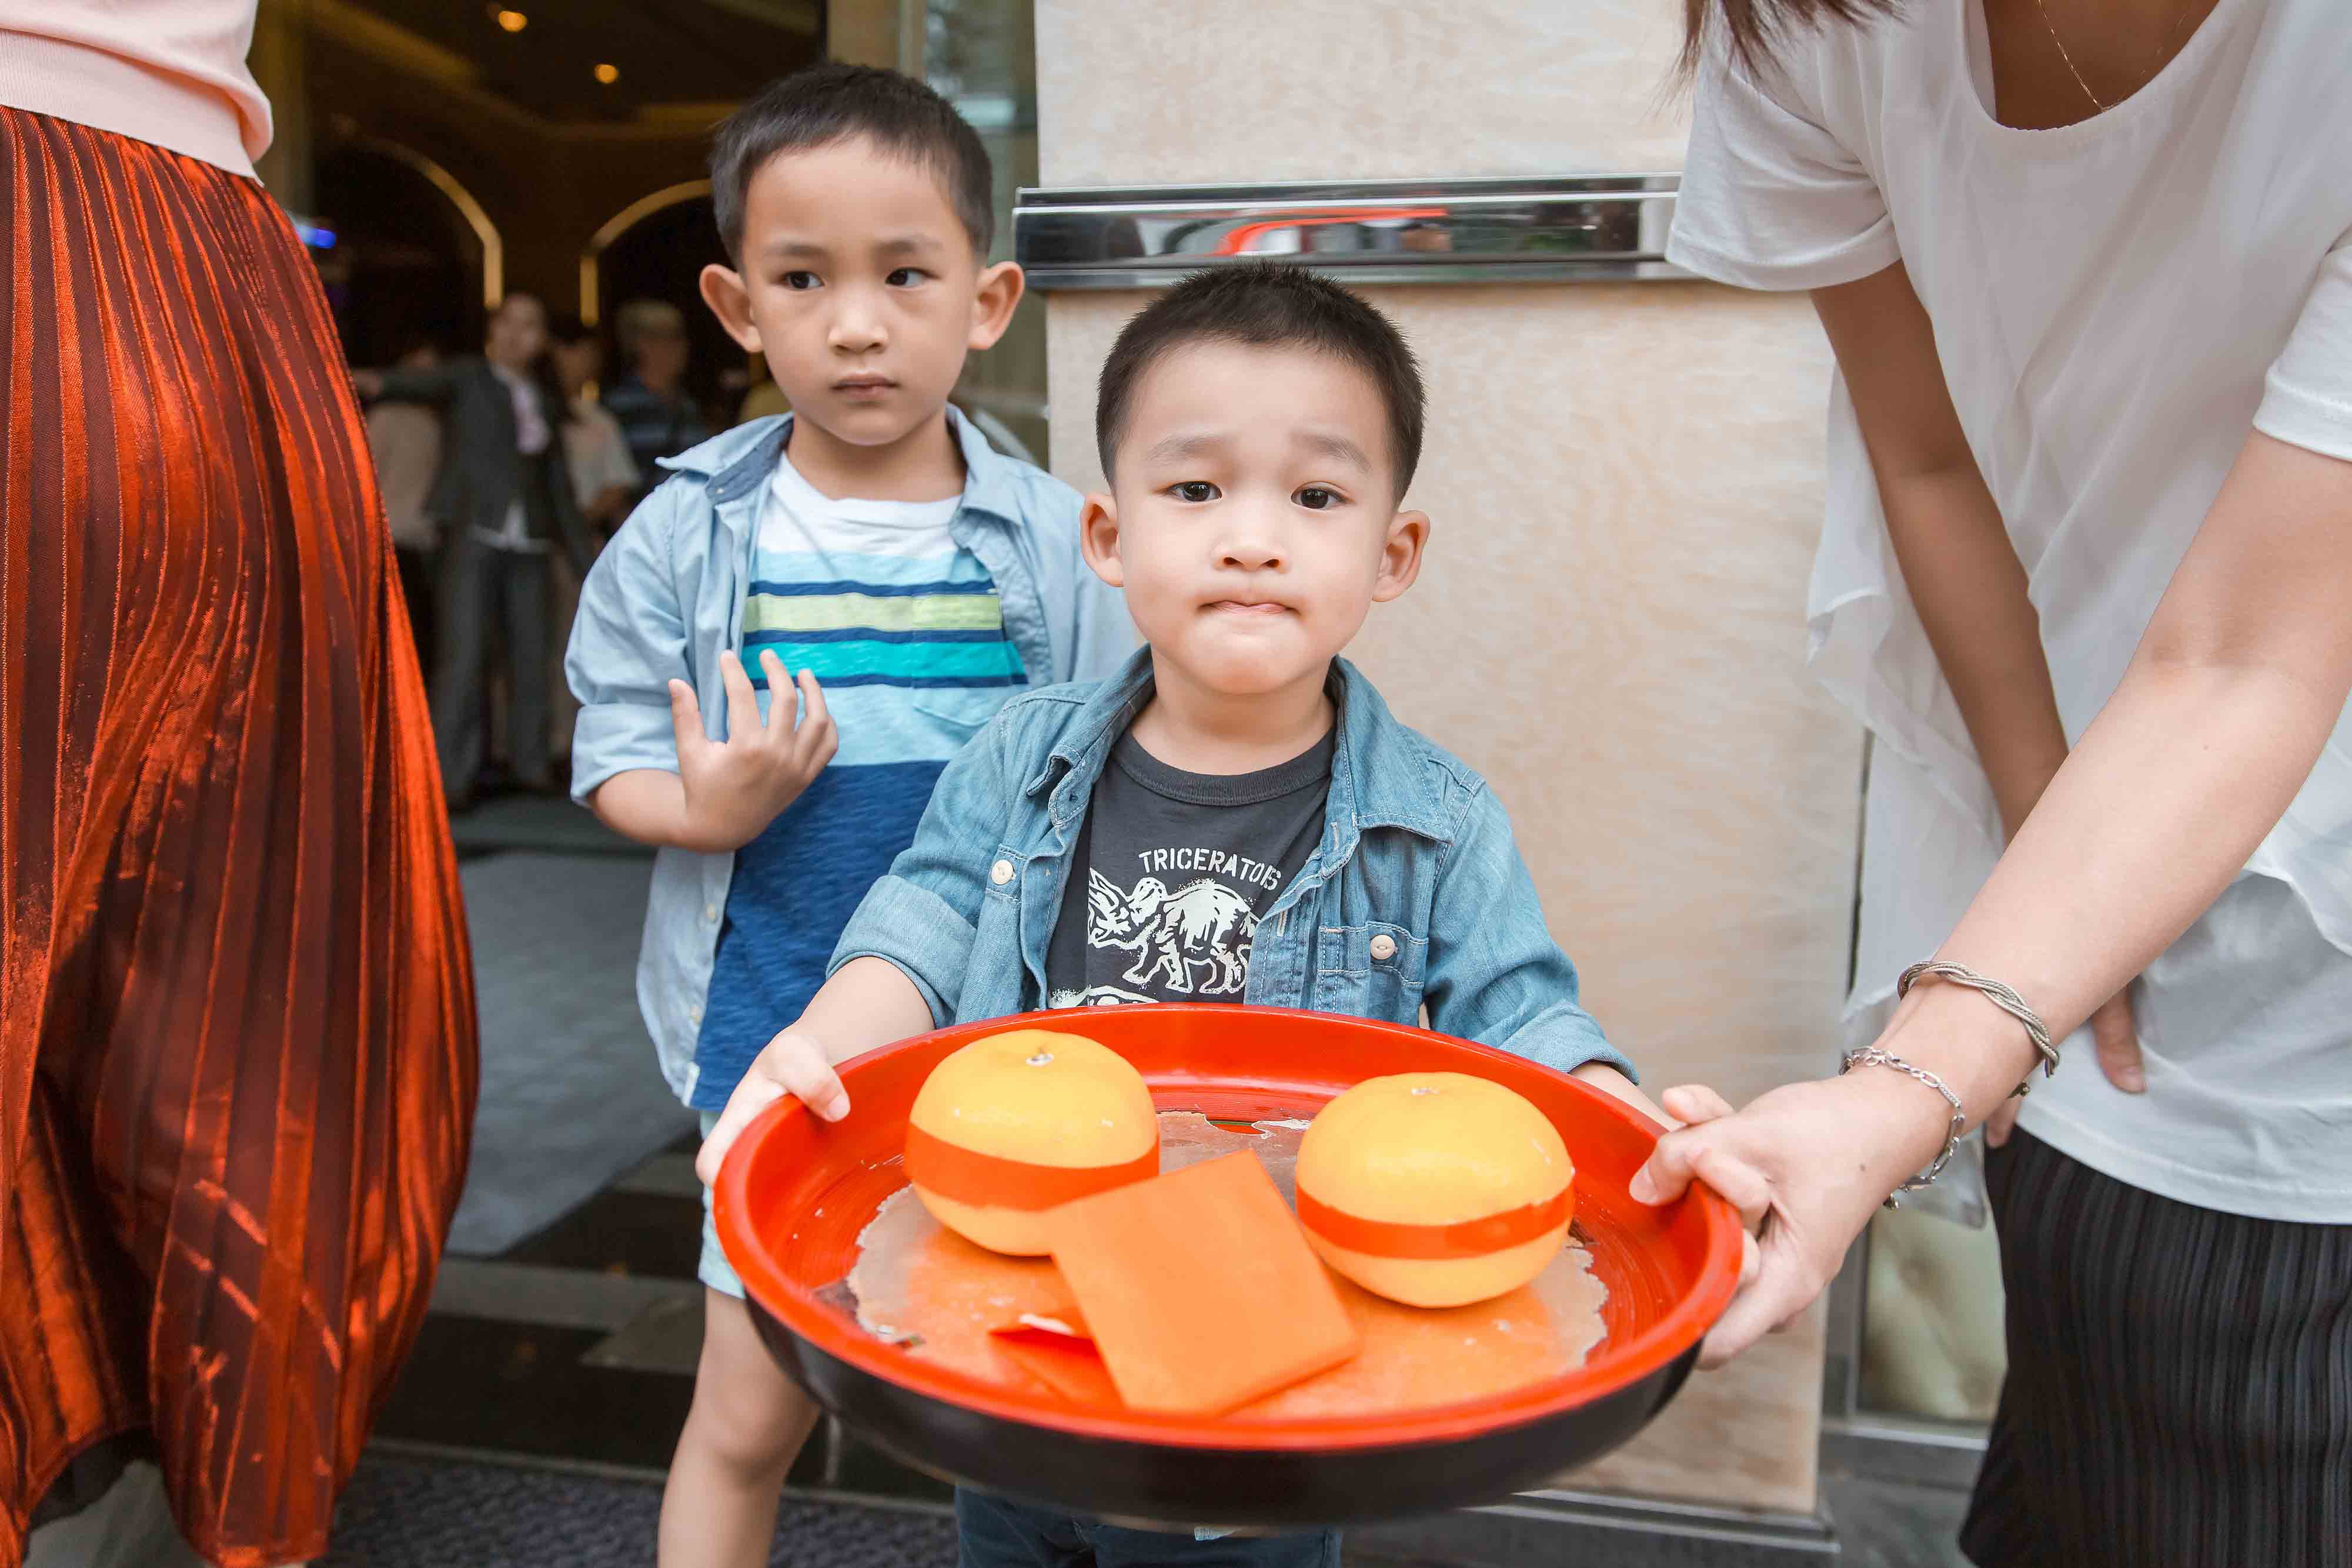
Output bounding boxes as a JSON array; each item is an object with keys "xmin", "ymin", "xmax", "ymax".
[
  {"xmin": 366, "ymin": 335, "xmax": 452, "ymax": 666},
  {"xmin": 1639, "ymin": 2, "xmax": 2352, "ymax": 1564},
  {"xmin": 0, "ymin": 5, "xmax": 477, "ymax": 1564},
  {"xmin": 546, "ymin": 312, "xmax": 639, "ymax": 771}
]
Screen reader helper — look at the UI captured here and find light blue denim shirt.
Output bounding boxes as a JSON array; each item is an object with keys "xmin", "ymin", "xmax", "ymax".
[
  {"xmin": 833, "ymin": 650, "xmax": 1633, "ymax": 1079},
  {"xmin": 566, "ymin": 409, "xmax": 1135, "ymax": 1104}
]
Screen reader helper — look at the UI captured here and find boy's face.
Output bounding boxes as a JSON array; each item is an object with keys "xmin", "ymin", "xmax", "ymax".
[
  {"xmin": 1083, "ymin": 341, "xmax": 1429, "ymax": 701},
  {"xmin": 699, "ymin": 137, "xmax": 1021, "ymax": 452}
]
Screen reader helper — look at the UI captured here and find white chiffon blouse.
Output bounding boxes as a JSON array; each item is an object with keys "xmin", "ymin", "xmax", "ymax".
[{"xmin": 1669, "ymin": 0, "xmax": 2352, "ymax": 1221}]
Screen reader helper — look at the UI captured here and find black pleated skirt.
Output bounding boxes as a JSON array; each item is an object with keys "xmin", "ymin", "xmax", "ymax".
[{"xmin": 1963, "ymin": 1129, "xmax": 2352, "ymax": 1568}]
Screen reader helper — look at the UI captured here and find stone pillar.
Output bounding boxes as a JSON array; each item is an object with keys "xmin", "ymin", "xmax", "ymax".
[{"xmin": 248, "ymin": 0, "xmax": 313, "ymax": 212}]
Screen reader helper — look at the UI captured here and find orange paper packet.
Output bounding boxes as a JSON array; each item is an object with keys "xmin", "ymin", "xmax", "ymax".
[
  {"xmin": 988, "ymin": 1304, "xmax": 1122, "ymax": 1407},
  {"xmin": 1038, "ymin": 1152, "xmax": 1361, "ymax": 1416}
]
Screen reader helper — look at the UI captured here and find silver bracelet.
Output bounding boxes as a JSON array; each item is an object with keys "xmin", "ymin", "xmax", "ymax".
[
  {"xmin": 1896, "ymin": 959, "xmax": 2060, "ymax": 1096},
  {"xmin": 1840, "ymin": 1047, "xmax": 1966, "ymax": 1210}
]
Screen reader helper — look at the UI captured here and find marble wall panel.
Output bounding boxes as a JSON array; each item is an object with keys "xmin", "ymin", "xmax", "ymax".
[
  {"xmin": 1035, "ymin": 0, "xmax": 1858, "ymax": 1517},
  {"xmin": 1037, "ymin": 0, "xmax": 1693, "ymax": 186}
]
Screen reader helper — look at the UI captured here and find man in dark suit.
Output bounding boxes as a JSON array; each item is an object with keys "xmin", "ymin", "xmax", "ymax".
[{"xmin": 358, "ymin": 293, "xmax": 598, "ymax": 808}]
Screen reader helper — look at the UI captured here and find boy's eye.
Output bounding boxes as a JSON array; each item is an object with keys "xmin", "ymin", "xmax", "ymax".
[
  {"xmin": 886, "ymin": 268, "xmax": 929, "ymax": 287},
  {"xmin": 780, "ymin": 271, "xmax": 821, "ymax": 291},
  {"xmin": 1170, "ymin": 481, "xmax": 1221, "ymax": 504},
  {"xmin": 1295, "ymin": 486, "xmax": 1342, "ymax": 511}
]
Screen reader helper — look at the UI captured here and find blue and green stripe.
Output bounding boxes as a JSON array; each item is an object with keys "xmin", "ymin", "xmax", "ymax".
[{"xmin": 740, "ymin": 574, "xmax": 1024, "ymax": 691}]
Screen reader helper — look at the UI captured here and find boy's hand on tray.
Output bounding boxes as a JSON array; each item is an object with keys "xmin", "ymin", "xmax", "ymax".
[
  {"xmin": 696, "ymin": 1028, "xmax": 851, "ymax": 1186},
  {"xmin": 668, "ymin": 650, "xmax": 836, "ymax": 852}
]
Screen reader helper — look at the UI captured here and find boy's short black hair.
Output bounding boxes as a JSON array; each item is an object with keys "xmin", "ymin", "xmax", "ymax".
[
  {"xmin": 709, "ymin": 63, "xmax": 995, "ymax": 262},
  {"xmin": 545, "ymin": 310, "xmax": 594, "ymax": 347},
  {"xmin": 1095, "ymin": 263, "xmax": 1426, "ymax": 497}
]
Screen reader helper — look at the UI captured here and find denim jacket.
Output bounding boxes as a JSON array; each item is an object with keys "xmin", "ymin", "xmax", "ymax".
[
  {"xmin": 566, "ymin": 409, "xmax": 1135, "ymax": 1103},
  {"xmin": 833, "ymin": 650, "xmax": 1633, "ymax": 1079}
]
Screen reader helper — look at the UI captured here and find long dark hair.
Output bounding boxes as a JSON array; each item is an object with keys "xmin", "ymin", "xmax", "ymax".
[
  {"xmin": 1681, "ymin": 0, "xmax": 1902, "ymax": 80},
  {"xmin": 533, "ymin": 309, "xmax": 589, "ymax": 430}
]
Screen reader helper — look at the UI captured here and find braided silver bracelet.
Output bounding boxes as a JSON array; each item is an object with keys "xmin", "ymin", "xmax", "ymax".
[
  {"xmin": 1896, "ymin": 959, "xmax": 2062, "ymax": 1094},
  {"xmin": 1839, "ymin": 1047, "xmax": 1966, "ymax": 1209},
  {"xmin": 1852, "ymin": 962, "xmax": 2061, "ymax": 1209}
]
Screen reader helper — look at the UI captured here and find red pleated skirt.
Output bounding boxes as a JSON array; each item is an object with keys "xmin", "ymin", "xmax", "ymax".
[{"xmin": 1, "ymin": 111, "xmax": 477, "ymax": 1566}]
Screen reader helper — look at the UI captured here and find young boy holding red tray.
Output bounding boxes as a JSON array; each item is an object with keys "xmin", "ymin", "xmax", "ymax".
[{"xmin": 699, "ymin": 262, "xmax": 1677, "ymax": 1566}]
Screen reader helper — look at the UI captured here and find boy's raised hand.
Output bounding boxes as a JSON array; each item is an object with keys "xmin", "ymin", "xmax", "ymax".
[
  {"xmin": 667, "ymin": 650, "xmax": 836, "ymax": 852},
  {"xmin": 695, "ymin": 1027, "xmax": 850, "ymax": 1186}
]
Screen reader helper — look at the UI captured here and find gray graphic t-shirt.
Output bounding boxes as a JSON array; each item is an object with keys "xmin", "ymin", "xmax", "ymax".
[{"xmin": 1045, "ymin": 727, "xmax": 1335, "ymax": 1008}]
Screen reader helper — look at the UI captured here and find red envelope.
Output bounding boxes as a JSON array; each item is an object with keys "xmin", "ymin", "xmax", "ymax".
[
  {"xmin": 988, "ymin": 1303, "xmax": 1121, "ymax": 1407},
  {"xmin": 1038, "ymin": 1152, "xmax": 1361, "ymax": 1416}
]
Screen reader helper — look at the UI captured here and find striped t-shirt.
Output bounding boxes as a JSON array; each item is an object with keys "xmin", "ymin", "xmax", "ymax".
[{"xmin": 691, "ymin": 453, "xmax": 1026, "ymax": 1109}]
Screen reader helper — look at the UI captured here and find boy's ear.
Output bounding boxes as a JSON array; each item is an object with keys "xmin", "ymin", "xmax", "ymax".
[
  {"xmin": 1370, "ymin": 509, "xmax": 1431, "ymax": 604},
  {"xmin": 1079, "ymin": 492, "xmax": 1125, "ymax": 589},
  {"xmin": 968, "ymin": 260, "xmax": 1026, "ymax": 353},
  {"xmin": 699, "ymin": 263, "xmax": 764, "ymax": 353}
]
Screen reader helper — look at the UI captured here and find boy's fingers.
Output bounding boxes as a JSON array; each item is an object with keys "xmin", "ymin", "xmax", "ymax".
[
  {"xmin": 667, "ymin": 679, "xmax": 706, "ymax": 757},
  {"xmin": 1983, "ymin": 1095, "xmax": 2022, "ymax": 1149},
  {"xmin": 793, "ymin": 671, "xmax": 837, "ymax": 770},
  {"xmin": 794, "ymin": 669, "xmax": 831, "ymax": 735},
  {"xmin": 772, "ymin": 1052, "xmax": 851, "ymax": 1124},
  {"xmin": 758, "ymin": 652, "xmax": 792, "ymax": 733},
  {"xmin": 720, "ymin": 650, "xmax": 760, "ymax": 739},
  {"xmin": 696, "ymin": 1079, "xmax": 782, "ymax": 1186}
]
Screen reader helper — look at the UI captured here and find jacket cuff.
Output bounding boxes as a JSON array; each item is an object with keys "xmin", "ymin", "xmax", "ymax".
[
  {"xmin": 828, "ymin": 875, "xmax": 972, "ymax": 1028},
  {"xmin": 569, "ymin": 701, "xmax": 678, "ymax": 805},
  {"xmin": 1495, "ymin": 1012, "xmax": 1638, "ymax": 1085}
]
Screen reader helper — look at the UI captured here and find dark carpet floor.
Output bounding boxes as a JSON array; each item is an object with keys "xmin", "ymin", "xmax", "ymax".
[{"xmin": 322, "ymin": 1454, "xmax": 960, "ymax": 1567}]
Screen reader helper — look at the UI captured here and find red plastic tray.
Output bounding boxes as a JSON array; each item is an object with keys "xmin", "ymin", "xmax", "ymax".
[{"xmin": 713, "ymin": 1005, "xmax": 1742, "ymax": 1527}]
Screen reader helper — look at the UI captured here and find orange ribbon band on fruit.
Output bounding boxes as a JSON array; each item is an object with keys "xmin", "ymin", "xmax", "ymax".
[
  {"xmin": 904, "ymin": 1124, "xmax": 1159, "ymax": 1212},
  {"xmin": 1295, "ymin": 1183, "xmax": 1573, "ymax": 1260}
]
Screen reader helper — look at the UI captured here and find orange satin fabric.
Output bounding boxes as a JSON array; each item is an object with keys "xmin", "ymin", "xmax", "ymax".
[{"xmin": 0, "ymin": 111, "xmax": 477, "ymax": 1567}]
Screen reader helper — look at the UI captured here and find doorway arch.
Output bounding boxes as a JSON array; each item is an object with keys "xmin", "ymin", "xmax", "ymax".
[
  {"xmin": 315, "ymin": 139, "xmax": 503, "ymax": 366},
  {"xmin": 583, "ymin": 180, "xmax": 739, "ymax": 419},
  {"xmin": 579, "ymin": 179, "xmax": 711, "ymax": 328}
]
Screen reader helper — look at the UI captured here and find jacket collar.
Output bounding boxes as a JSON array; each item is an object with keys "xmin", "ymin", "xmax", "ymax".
[
  {"xmin": 1025, "ymin": 647, "xmax": 1455, "ymax": 844},
  {"xmin": 667, "ymin": 406, "xmax": 1028, "ymax": 528}
]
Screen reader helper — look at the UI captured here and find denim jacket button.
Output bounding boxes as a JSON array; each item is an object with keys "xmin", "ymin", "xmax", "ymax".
[
  {"xmin": 990, "ymin": 859, "xmax": 1015, "ymax": 886},
  {"xmin": 1368, "ymin": 933, "xmax": 1398, "ymax": 962}
]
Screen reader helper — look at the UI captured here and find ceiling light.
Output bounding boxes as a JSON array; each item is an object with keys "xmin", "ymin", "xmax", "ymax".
[
  {"xmin": 594, "ymin": 62, "xmax": 620, "ymax": 84},
  {"xmin": 494, "ymin": 9, "xmax": 527, "ymax": 32}
]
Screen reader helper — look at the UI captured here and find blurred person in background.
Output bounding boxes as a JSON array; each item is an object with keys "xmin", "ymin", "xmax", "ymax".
[
  {"xmin": 604, "ymin": 298, "xmax": 712, "ymax": 501},
  {"xmin": 549, "ymin": 312, "xmax": 640, "ymax": 533},
  {"xmin": 366, "ymin": 335, "xmax": 450, "ymax": 666},
  {"xmin": 547, "ymin": 311, "xmax": 640, "ymax": 773},
  {"xmin": 356, "ymin": 292, "xmax": 598, "ymax": 808},
  {"xmin": 1, "ymin": 5, "xmax": 476, "ymax": 1565},
  {"xmin": 736, "ymin": 350, "xmax": 790, "ymax": 424}
]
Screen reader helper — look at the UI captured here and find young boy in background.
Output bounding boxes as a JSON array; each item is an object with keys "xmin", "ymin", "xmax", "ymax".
[
  {"xmin": 564, "ymin": 64, "xmax": 1130, "ymax": 1568},
  {"xmin": 699, "ymin": 262, "xmax": 1668, "ymax": 1566}
]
